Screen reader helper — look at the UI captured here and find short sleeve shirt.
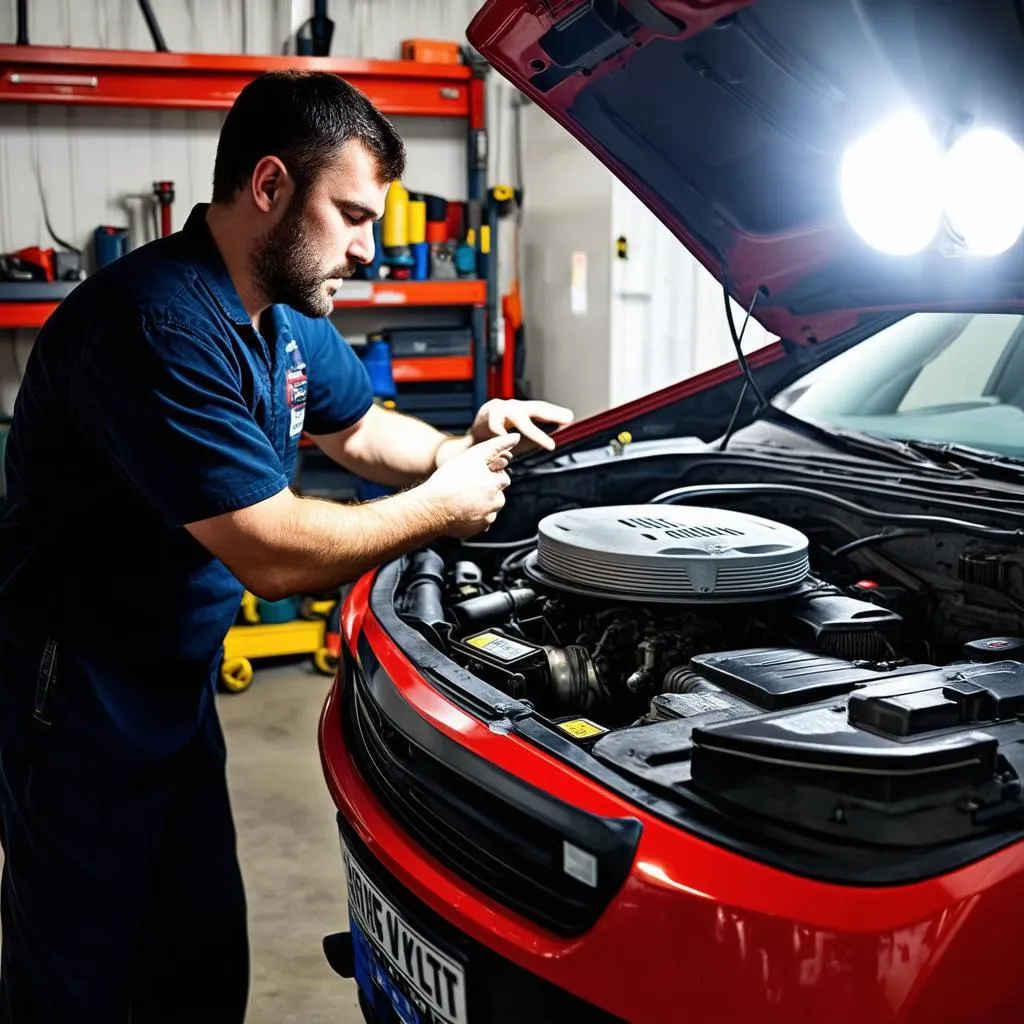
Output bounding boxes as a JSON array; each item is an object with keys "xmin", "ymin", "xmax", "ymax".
[{"xmin": 0, "ymin": 204, "xmax": 372, "ymax": 754}]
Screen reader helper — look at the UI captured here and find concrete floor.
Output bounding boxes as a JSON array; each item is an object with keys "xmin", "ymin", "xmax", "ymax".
[{"xmin": 221, "ymin": 662, "xmax": 363, "ymax": 1024}]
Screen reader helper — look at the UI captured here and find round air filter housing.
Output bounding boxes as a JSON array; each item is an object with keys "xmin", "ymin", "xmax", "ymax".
[{"xmin": 523, "ymin": 504, "xmax": 812, "ymax": 603}]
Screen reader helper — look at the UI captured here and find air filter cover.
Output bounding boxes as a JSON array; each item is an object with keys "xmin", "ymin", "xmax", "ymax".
[{"xmin": 523, "ymin": 504, "xmax": 811, "ymax": 603}]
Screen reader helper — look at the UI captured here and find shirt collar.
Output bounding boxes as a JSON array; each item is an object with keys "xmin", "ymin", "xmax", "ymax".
[{"xmin": 182, "ymin": 203, "xmax": 253, "ymax": 327}]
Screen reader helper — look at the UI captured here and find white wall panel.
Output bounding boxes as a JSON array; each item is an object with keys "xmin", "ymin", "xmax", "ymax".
[
  {"xmin": 0, "ymin": 0, "xmax": 509, "ymax": 416},
  {"xmin": 519, "ymin": 105, "xmax": 777, "ymax": 419},
  {"xmin": 610, "ymin": 181, "xmax": 776, "ymax": 410},
  {"xmin": 521, "ymin": 99, "xmax": 612, "ymax": 417}
]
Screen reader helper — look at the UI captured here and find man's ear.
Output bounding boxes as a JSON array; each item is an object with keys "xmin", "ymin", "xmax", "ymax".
[{"xmin": 250, "ymin": 156, "xmax": 292, "ymax": 213}]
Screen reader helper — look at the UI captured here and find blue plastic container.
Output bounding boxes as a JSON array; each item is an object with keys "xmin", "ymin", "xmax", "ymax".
[
  {"xmin": 93, "ymin": 226, "xmax": 128, "ymax": 268},
  {"xmin": 410, "ymin": 241, "xmax": 430, "ymax": 281},
  {"xmin": 355, "ymin": 339, "xmax": 398, "ymax": 501},
  {"xmin": 360, "ymin": 337, "xmax": 397, "ymax": 402},
  {"xmin": 256, "ymin": 595, "xmax": 301, "ymax": 624}
]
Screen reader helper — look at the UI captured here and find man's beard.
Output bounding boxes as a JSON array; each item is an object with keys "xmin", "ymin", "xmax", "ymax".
[{"xmin": 250, "ymin": 201, "xmax": 354, "ymax": 318}]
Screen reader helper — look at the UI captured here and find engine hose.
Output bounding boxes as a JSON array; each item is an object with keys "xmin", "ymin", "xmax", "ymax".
[
  {"xmin": 452, "ymin": 588, "xmax": 537, "ymax": 631},
  {"xmin": 651, "ymin": 482, "xmax": 1024, "ymax": 542},
  {"xmin": 401, "ymin": 550, "xmax": 446, "ymax": 630}
]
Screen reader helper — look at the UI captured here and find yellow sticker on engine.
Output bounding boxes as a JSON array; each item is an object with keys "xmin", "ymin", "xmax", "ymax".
[
  {"xmin": 558, "ymin": 718, "xmax": 607, "ymax": 739},
  {"xmin": 465, "ymin": 631, "xmax": 536, "ymax": 661}
]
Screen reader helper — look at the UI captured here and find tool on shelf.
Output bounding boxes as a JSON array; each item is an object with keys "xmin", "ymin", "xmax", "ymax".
[
  {"xmin": 1, "ymin": 233, "xmax": 84, "ymax": 301},
  {"xmin": 295, "ymin": 0, "xmax": 335, "ymax": 57},
  {"xmin": 15, "ymin": 0, "xmax": 26, "ymax": 45},
  {"xmin": 153, "ymin": 180, "xmax": 175, "ymax": 238}
]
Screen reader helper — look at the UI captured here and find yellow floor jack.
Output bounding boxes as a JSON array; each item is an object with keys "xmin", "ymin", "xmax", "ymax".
[{"xmin": 218, "ymin": 590, "xmax": 341, "ymax": 694}]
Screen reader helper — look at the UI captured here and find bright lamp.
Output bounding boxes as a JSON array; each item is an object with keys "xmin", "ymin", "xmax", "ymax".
[
  {"xmin": 839, "ymin": 111, "xmax": 944, "ymax": 256},
  {"xmin": 942, "ymin": 127, "xmax": 1024, "ymax": 256}
]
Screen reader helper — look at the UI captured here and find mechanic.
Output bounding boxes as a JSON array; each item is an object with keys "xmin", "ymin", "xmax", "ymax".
[{"xmin": 0, "ymin": 70, "xmax": 572, "ymax": 1023}]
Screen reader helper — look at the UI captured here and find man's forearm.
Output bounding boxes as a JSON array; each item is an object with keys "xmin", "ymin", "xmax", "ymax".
[
  {"xmin": 194, "ymin": 486, "xmax": 453, "ymax": 599},
  {"xmin": 312, "ymin": 405, "xmax": 470, "ymax": 486}
]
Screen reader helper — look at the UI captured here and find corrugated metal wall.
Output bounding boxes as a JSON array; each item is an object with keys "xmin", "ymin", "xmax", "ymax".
[{"xmin": 0, "ymin": 0, "xmax": 514, "ymax": 415}]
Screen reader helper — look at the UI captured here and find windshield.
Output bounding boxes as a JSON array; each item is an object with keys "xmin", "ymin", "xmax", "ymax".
[{"xmin": 771, "ymin": 312, "xmax": 1024, "ymax": 459}]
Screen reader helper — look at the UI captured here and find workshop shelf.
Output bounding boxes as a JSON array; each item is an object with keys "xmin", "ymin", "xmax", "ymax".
[
  {"xmin": 0, "ymin": 281, "xmax": 488, "ymax": 330},
  {"xmin": 0, "ymin": 42, "xmax": 496, "ymax": 446},
  {"xmin": 333, "ymin": 280, "xmax": 486, "ymax": 309},
  {"xmin": 0, "ymin": 46, "xmax": 473, "ymax": 117},
  {"xmin": 0, "ymin": 302, "xmax": 55, "ymax": 329},
  {"xmin": 392, "ymin": 356, "xmax": 473, "ymax": 383}
]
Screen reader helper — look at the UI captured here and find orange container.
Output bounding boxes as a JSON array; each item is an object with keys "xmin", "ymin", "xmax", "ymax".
[
  {"xmin": 425, "ymin": 221, "xmax": 448, "ymax": 243},
  {"xmin": 401, "ymin": 39, "xmax": 462, "ymax": 64}
]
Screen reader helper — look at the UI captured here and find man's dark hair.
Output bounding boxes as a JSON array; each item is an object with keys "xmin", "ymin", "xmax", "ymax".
[{"xmin": 212, "ymin": 70, "xmax": 406, "ymax": 203}]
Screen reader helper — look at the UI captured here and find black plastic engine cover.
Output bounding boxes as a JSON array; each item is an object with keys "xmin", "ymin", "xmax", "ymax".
[
  {"xmin": 690, "ymin": 647, "xmax": 920, "ymax": 710},
  {"xmin": 687, "ymin": 709, "xmax": 1015, "ymax": 846},
  {"xmin": 848, "ymin": 659, "xmax": 1024, "ymax": 736},
  {"xmin": 592, "ymin": 647, "xmax": 1024, "ymax": 850}
]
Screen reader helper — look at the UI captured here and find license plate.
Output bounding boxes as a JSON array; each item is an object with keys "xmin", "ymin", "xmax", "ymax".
[{"xmin": 343, "ymin": 846, "xmax": 468, "ymax": 1024}]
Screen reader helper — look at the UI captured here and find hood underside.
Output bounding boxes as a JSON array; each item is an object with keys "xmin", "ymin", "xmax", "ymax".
[{"xmin": 468, "ymin": 0, "xmax": 1024, "ymax": 346}]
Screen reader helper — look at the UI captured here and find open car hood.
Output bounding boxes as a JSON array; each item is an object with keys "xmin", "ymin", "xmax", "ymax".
[{"xmin": 467, "ymin": 0, "xmax": 1024, "ymax": 347}]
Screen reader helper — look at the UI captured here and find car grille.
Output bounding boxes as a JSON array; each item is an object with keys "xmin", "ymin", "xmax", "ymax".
[
  {"xmin": 343, "ymin": 645, "xmax": 641, "ymax": 938},
  {"xmin": 339, "ymin": 816, "xmax": 627, "ymax": 1023}
]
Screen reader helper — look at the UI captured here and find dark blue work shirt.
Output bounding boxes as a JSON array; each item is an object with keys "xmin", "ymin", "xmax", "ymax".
[{"xmin": 0, "ymin": 204, "xmax": 372, "ymax": 758}]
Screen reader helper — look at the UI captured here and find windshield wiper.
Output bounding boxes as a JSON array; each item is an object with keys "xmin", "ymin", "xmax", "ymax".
[
  {"xmin": 898, "ymin": 439, "xmax": 1024, "ymax": 479},
  {"xmin": 759, "ymin": 406, "xmax": 1024, "ymax": 481},
  {"xmin": 754, "ymin": 406, "xmax": 958, "ymax": 471}
]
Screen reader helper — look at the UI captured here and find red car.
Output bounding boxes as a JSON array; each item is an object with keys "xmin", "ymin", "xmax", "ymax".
[{"xmin": 319, "ymin": 2, "xmax": 1024, "ymax": 1021}]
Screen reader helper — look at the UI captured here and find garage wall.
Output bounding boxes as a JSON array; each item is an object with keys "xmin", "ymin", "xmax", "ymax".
[
  {"xmin": 0, "ymin": 0, "xmax": 517, "ymax": 416},
  {"xmin": 521, "ymin": 96, "xmax": 776, "ymax": 421}
]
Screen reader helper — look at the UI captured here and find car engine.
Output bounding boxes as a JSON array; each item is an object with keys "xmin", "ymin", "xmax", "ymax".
[
  {"xmin": 404, "ymin": 504, "xmax": 909, "ymax": 726},
  {"xmin": 394, "ymin": 502, "xmax": 1024, "ymax": 855}
]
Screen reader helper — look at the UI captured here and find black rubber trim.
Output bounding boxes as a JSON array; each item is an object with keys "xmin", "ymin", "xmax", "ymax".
[{"xmin": 346, "ymin": 629, "xmax": 642, "ymax": 936}]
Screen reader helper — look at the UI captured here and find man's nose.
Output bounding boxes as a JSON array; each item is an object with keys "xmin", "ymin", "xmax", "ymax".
[{"xmin": 348, "ymin": 222, "xmax": 375, "ymax": 266}]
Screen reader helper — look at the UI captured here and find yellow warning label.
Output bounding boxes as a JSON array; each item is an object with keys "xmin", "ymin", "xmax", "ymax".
[
  {"xmin": 558, "ymin": 719, "xmax": 607, "ymax": 739},
  {"xmin": 464, "ymin": 632, "xmax": 536, "ymax": 661}
]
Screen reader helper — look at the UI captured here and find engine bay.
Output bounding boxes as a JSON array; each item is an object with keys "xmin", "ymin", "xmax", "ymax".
[{"xmin": 393, "ymin": 492, "xmax": 1024, "ymax": 856}]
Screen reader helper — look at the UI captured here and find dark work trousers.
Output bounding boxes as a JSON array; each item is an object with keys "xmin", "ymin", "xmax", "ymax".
[{"xmin": 0, "ymin": 646, "xmax": 249, "ymax": 1023}]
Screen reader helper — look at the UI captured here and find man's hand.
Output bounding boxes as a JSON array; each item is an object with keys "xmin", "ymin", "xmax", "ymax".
[
  {"xmin": 469, "ymin": 399, "xmax": 574, "ymax": 454},
  {"xmin": 418, "ymin": 433, "xmax": 519, "ymax": 538}
]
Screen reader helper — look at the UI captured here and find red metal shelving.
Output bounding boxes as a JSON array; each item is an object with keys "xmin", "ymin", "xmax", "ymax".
[
  {"xmin": 0, "ymin": 280, "xmax": 487, "ymax": 330},
  {"xmin": 333, "ymin": 280, "xmax": 486, "ymax": 309},
  {"xmin": 0, "ymin": 44, "xmax": 493, "ymax": 410},
  {"xmin": 0, "ymin": 302, "xmax": 55, "ymax": 329},
  {"xmin": 0, "ymin": 46, "xmax": 471, "ymax": 116},
  {"xmin": 392, "ymin": 355, "xmax": 472, "ymax": 383}
]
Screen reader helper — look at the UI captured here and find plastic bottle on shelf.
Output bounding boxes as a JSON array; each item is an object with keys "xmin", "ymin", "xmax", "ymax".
[
  {"xmin": 383, "ymin": 181, "xmax": 410, "ymax": 251},
  {"xmin": 356, "ymin": 337, "xmax": 398, "ymax": 501}
]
